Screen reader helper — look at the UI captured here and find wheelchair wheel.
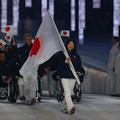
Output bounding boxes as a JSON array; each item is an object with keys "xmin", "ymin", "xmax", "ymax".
[
  {"xmin": 56, "ymin": 94, "xmax": 64, "ymax": 102},
  {"xmin": 56, "ymin": 83, "xmax": 64, "ymax": 102},
  {"xmin": 73, "ymin": 82, "xmax": 82, "ymax": 102},
  {"xmin": 38, "ymin": 97, "xmax": 41, "ymax": 102},
  {"xmin": 75, "ymin": 95, "xmax": 82, "ymax": 102},
  {"xmin": 7, "ymin": 77, "xmax": 18, "ymax": 103}
]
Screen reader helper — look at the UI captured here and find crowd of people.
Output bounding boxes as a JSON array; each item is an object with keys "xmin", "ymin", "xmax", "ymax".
[
  {"xmin": 1, "ymin": 33, "xmax": 120, "ymax": 115},
  {"xmin": 0, "ymin": 34, "xmax": 85, "ymax": 115}
]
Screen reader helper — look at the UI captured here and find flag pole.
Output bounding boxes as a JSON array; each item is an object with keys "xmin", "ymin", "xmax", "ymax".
[
  {"xmin": 12, "ymin": 33, "xmax": 14, "ymax": 41},
  {"xmin": 48, "ymin": 11, "xmax": 80, "ymax": 85},
  {"xmin": 12, "ymin": 27, "xmax": 15, "ymax": 43}
]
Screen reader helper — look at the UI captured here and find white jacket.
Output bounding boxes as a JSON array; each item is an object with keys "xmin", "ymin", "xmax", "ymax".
[
  {"xmin": 108, "ymin": 43, "xmax": 119, "ymax": 70},
  {"xmin": 115, "ymin": 53, "xmax": 120, "ymax": 75}
]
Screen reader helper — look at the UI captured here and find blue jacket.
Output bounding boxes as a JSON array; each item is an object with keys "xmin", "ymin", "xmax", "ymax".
[
  {"xmin": 0, "ymin": 60, "xmax": 12, "ymax": 87},
  {"xmin": 12, "ymin": 43, "xmax": 32, "ymax": 68},
  {"xmin": 10, "ymin": 57, "xmax": 22, "ymax": 77},
  {"xmin": 53, "ymin": 51, "xmax": 84, "ymax": 79}
]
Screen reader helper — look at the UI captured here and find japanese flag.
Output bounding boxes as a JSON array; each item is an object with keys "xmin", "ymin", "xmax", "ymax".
[
  {"xmin": 1, "ymin": 25, "xmax": 13, "ymax": 33},
  {"xmin": 20, "ymin": 11, "xmax": 80, "ymax": 85},
  {"xmin": 5, "ymin": 33, "xmax": 13, "ymax": 42},
  {"xmin": 0, "ymin": 39, "xmax": 6, "ymax": 48},
  {"xmin": 60, "ymin": 30, "xmax": 70, "ymax": 37}
]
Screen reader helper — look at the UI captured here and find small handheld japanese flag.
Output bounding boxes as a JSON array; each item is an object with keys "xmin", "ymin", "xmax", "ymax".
[
  {"xmin": 0, "ymin": 39, "xmax": 6, "ymax": 48},
  {"xmin": 60, "ymin": 30, "xmax": 70, "ymax": 37},
  {"xmin": 1, "ymin": 25, "xmax": 13, "ymax": 33},
  {"xmin": 5, "ymin": 33, "xmax": 13, "ymax": 42}
]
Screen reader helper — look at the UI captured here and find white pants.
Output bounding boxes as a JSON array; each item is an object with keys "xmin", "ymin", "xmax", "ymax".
[
  {"xmin": 116, "ymin": 74, "xmax": 120, "ymax": 94},
  {"xmin": 106, "ymin": 70, "xmax": 117, "ymax": 95},
  {"xmin": 23, "ymin": 74, "xmax": 37, "ymax": 101},
  {"xmin": 61, "ymin": 78, "xmax": 76, "ymax": 111},
  {"xmin": 18, "ymin": 77, "xmax": 24, "ymax": 97}
]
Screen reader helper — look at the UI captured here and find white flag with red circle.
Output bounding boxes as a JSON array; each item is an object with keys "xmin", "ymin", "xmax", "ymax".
[
  {"xmin": 1, "ymin": 25, "xmax": 13, "ymax": 33},
  {"xmin": 20, "ymin": 11, "xmax": 80, "ymax": 85},
  {"xmin": 5, "ymin": 33, "xmax": 13, "ymax": 42},
  {"xmin": 60, "ymin": 30, "xmax": 70, "ymax": 37},
  {"xmin": 0, "ymin": 39, "xmax": 7, "ymax": 48}
]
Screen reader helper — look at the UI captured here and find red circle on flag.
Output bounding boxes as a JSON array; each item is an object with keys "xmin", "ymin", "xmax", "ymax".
[
  {"xmin": 63, "ymin": 32, "xmax": 67, "ymax": 35},
  {"xmin": 5, "ymin": 27, "xmax": 10, "ymax": 32},
  {"xmin": 6, "ymin": 36, "xmax": 10, "ymax": 40},
  {"xmin": 0, "ymin": 43, "xmax": 3, "ymax": 46},
  {"xmin": 30, "ymin": 37, "xmax": 41, "ymax": 57}
]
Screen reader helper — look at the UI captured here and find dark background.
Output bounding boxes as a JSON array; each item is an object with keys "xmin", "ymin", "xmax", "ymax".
[{"xmin": 0, "ymin": 0, "xmax": 115, "ymax": 43}]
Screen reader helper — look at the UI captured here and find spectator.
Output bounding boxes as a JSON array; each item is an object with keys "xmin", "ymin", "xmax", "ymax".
[
  {"xmin": 106, "ymin": 36, "xmax": 120, "ymax": 95},
  {"xmin": 114, "ymin": 43, "xmax": 120, "ymax": 95}
]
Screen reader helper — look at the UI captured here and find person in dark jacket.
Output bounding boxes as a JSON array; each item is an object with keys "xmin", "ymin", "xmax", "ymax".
[
  {"xmin": 0, "ymin": 51, "xmax": 12, "ymax": 98},
  {"xmin": 52, "ymin": 39, "xmax": 84, "ymax": 115},
  {"xmin": 11, "ymin": 34, "xmax": 36, "ymax": 105},
  {"xmin": 0, "ymin": 51, "xmax": 12, "ymax": 85},
  {"xmin": 0, "ymin": 51, "xmax": 21, "ymax": 102},
  {"xmin": 11, "ymin": 34, "xmax": 32, "ymax": 67}
]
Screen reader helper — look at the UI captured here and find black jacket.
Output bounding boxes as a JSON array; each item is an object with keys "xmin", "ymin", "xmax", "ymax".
[
  {"xmin": 59, "ymin": 51, "xmax": 83, "ymax": 78},
  {"xmin": 0, "ymin": 60, "xmax": 12, "ymax": 87},
  {"xmin": 52, "ymin": 51, "xmax": 85, "ymax": 83},
  {"xmin": 10, "ymin": 57, "xmax": 22, "ymax": 77},
  {"xmin": 12, "ymin": 43, "xmax": 32, "ymax": 68}
]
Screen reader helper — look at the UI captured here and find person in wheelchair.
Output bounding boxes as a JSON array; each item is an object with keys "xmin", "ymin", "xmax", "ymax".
[
  {"xmin": 52, "ymin": 66, "xmax": 85, "ymax": 102},
  {"xmin": 52, "ymin": 39, "xmax": 85, "ymax": 115},
  {"xmin": 0, "ymin": 51, "xmax": 12, "ymax": 100},
  {"xmin": 9, "ymin": 56, "xmax": 23, "ymax": 102},
  {"xmin": 0, "ymin": 51, "xmax": 21, "ymax": 103}
]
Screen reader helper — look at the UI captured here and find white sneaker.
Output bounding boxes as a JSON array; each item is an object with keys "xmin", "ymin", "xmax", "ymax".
[
  {"xmin": 61, "ymin": 108, "xmax": 68, "ymax": 114},
  {"xmin": 25, "ymin": 98, "xmax": 36, "ymax": 105}
]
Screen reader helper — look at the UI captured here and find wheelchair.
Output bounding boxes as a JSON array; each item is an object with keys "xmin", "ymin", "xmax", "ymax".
[
  {"xmin": 72, "ymin": 82, "xmax": 82, "ymax": 102},
  {"xmin": 0, "ymin": 87, "xmax": 8, "ymax": 100},
  {"xmin": 55, "ymin": 73, "xmax": 84, "ymax": 103},
  {"xmin": 55, "ymin": 81, "xmax": 82, "ymax": 103},
  {"xmin": 0, "ymin": 76, "xmax": 19, "ymax": 103},
  {"xmin": 36, "ymin": 77, "xmax": 42, "ymax": 102},
  {"xmin": 56, "ymin": 82, "xmax": 64, "ymax": 102}
]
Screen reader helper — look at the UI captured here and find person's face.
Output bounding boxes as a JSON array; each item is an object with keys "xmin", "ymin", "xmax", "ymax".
[
  {"xmin": 4, "ymin": 46, "xmax": 10, "ymax": 52},
  {"xmin": 0, "ymin": 53, "xmax": 6, "ymax": 62},
  {"xmin": 112, "ymin": 38, "xmax": 117, "ymax": 45},
  {"xmin": 67, "ymin": 41, "xmax": 74, "ymax": 51},
  {"xmin": 24, "ymin": 36, "xmax": 32, "ymax": 45}
]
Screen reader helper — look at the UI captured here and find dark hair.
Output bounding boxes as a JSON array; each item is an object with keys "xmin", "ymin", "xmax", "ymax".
[
  {"xmin": 23, "ymin": 34, "xmax": 32, "ymax": 40},
  {"xmin": 0, "ymin": 51, "xmax": 6, "ymax": 55},
  {"xmin": 112, "ymin": 36, "xmax": 119, "ymax": 42},
  {"xmin": 65, "ymin": 39, "xmax": 77, "ymax": 52}
]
